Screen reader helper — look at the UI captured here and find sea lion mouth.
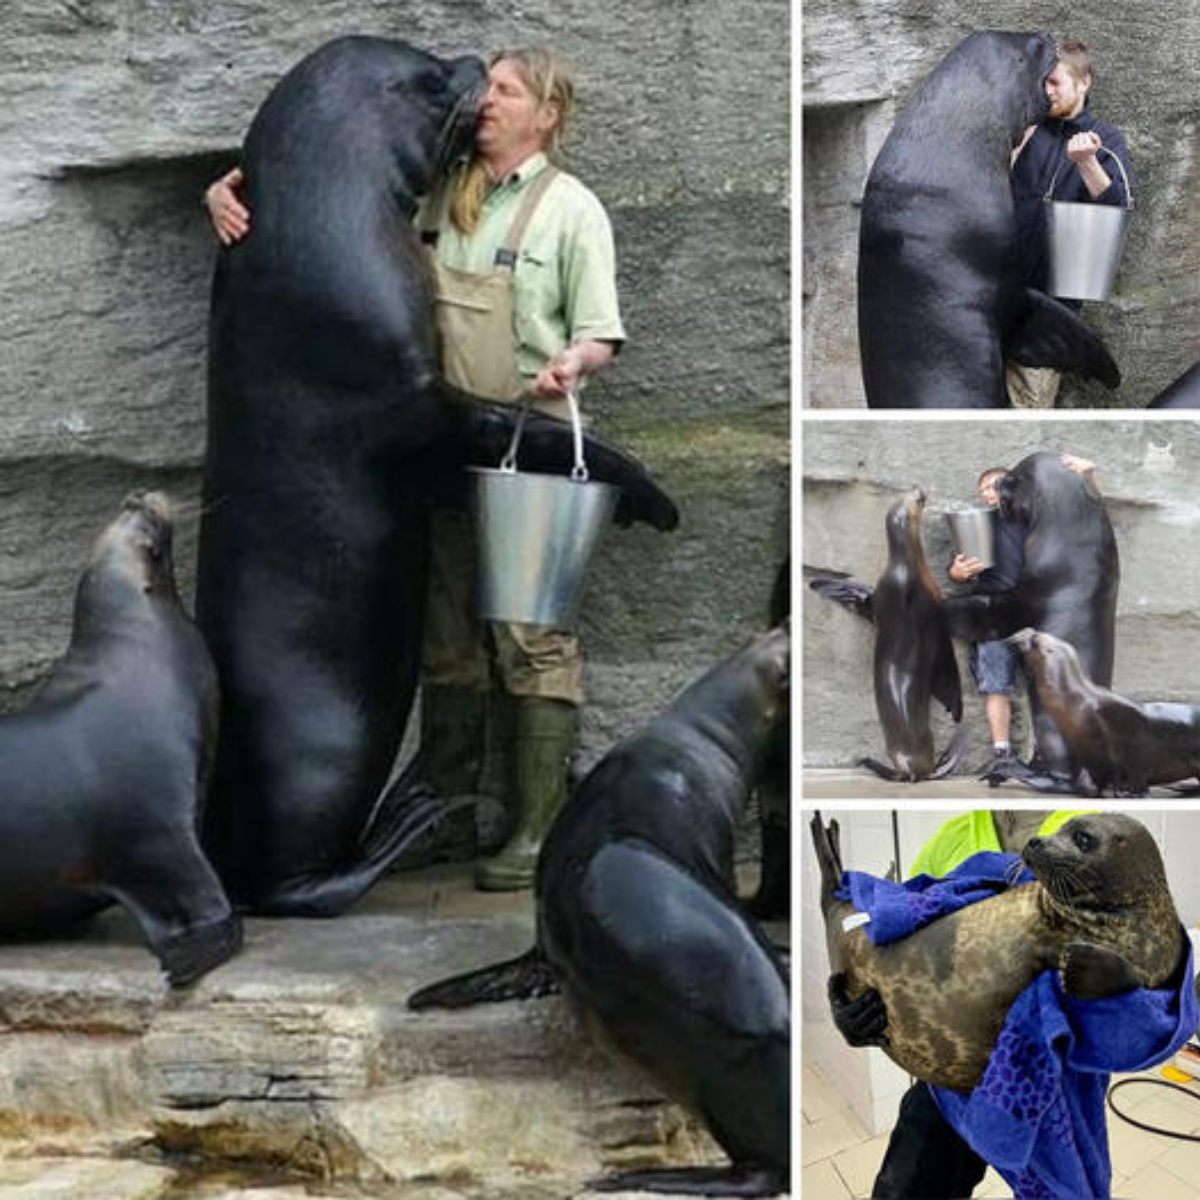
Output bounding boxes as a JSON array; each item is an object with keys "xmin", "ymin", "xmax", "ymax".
[{"xmin": 436, "ymin": 76, "xmax": 486, "ymax": 176}]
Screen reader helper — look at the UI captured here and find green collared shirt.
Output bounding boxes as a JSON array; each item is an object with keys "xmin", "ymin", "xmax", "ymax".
[
  {"xmin": 427, "ymin": 153, "xmax": 626, "ymax": 379},
  {"xmin": 908, "ymin": 810, "xmax": 1095, "ymax": 879}
]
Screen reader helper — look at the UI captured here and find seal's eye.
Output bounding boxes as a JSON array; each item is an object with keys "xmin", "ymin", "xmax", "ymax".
[{"xmin": 1073, "ymin": 829, "xmax": 1096, "ymax": 852}]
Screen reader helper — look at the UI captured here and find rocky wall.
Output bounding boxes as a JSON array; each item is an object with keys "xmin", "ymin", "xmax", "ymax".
[
  {"xmin": 803, "ymin": 420, "xmax": 1200, "ymax": 766},
  {"xmin": 802, "ymin": 0, "xmax": 1200, "ymax": 409},
  {"xmin": 0, "ymin": 1, "xmax": 790, "ymax": 753}
]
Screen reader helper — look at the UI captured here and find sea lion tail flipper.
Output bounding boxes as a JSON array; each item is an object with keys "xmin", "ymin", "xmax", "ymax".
[
  {"xmin": 809, "ymin": 811, "xmax": 846, "ymax": 914},
  {"xmin": 930, "ymin": 722, "xmax": 970, "ymax": 779},
  {"xmin": 859, "ymin": 756, "xmax": 900, "ymax": 781},
  {"xmin": 980, "ymin": 756, "xmax": 1081, "ymax": 794},
  {"xmin": 809, "ymin": 576, "xmax": 875, "ymax": 622},
  {"xmin": 585, "ymin": 1164, "xmax": 785, "ymax": 1197},
  {"xmin": 1007, "ymin": 288, "xmax": 1120, "ymax": 389},
  {"xmin": 407, "ymin": 946, "xmax": 559, "ymax": 1010},
  {"xmin": 437, "ymin": 383, "xmax": 680, "ymax": 531}
]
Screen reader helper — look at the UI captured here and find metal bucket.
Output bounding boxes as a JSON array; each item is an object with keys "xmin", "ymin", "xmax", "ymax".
[
  {"xmin": 944, "ymin": 507, "xmax": 996, "ymax": 569},
  {"xmin": 1044, "ymin": 147, "xmax": 1133, "ymax": 302},
  {"xmin": 470, "ymin": 390, "xmax": 619, "ymax": 628}
]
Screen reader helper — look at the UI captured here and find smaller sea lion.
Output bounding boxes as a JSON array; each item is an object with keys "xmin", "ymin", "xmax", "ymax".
[
  {"xmin": 1000, "ymin": 628, "xmax": 1200, "ymax": 795},
  {"xmin": 0, "ymin": 494, "xmax": 240, "ymax": 986},
  {"xmin": 411, "ymin": 627, "xmax": 791, "ymax": 1197},
  {"xmin": 812, "ymin": 488, "xmax": 966, "ymax": 781},
  {"xmin": 812, "ymin": 811, "xmax": 1184, "ymax": 1091}
]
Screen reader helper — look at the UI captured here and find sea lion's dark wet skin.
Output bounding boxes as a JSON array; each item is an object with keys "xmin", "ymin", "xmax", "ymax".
[
  {"xmin": 196, "ymin": 37, "xmax": 678, "ymax": 915},
  {"xmin": 1008, "ymin": 628, "xmax": 1200, "ymax": 795},
  {"xmin": 942, "ymin": 452, "xmax": 1119, "ymax": 785},
  {"xmin": 411, "ymin": 628, "xmax": 791, "ymax": 1197},
  {"xmin": 859, "ymin": 30, "xmax": 1120, "ymax": 408},
  {"xmin": 813, "ymin": 489, "xmax": 965, "ymax": 781},
  {"xmin": 0, "ymin": 495, "xmax": 240, "ymax": 986},
  {"xmin": 1148, "ymin": 360, "xmax": 1200, "ymax": 408},
  {"xmin": 813, "ymin": 812, "xmax": 1184, "ymax": 1091}
]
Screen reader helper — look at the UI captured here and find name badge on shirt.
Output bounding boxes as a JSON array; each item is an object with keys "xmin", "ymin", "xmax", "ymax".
[{"xmin": 494, "ymin": 248, "xmax": 517, "ymax": 267}]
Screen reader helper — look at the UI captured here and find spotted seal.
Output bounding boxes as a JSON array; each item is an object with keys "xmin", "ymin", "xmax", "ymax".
[{"xmin": 812, "ymin": 811, "xmax": 1183, "ymax": 1090}]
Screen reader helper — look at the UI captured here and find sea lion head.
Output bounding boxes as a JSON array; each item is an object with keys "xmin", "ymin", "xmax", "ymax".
[
  {"xmin": 1006, "ymin": 628, "xmax": 1088, "ymax": 698},
  {"xmin": 884, "ymin": 487, "xmax": 926, "ymax": 548},
  {"xmin": 1023, "ymin": 813, "xmax": 1169, "ymax": 918},
  {"xmin": 277, "ymin": 37, "xmax": 487, "ymax": 201},
  {"xmin": 87, "ymin": 492, "xmax": 178, "ymax": 602},
  {"xmin": 952, "ymin": 31, "xmax": 1057, "ymax": 137}
]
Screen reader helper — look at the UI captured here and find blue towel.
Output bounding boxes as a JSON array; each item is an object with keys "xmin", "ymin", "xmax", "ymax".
[
  {"xmin": 836, "ymin": 851, "xmax": 1198, "ymax": 1199},
  {"xmin": 835, "ymin": 850, "xmax": 1031, "ymax": 944}
]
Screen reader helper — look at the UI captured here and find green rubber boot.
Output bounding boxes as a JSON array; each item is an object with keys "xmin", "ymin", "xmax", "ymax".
[
  {"xmin": 475, "ymin": 697, "xmax": 578, "ymax": 892},
  {"xmin": 395, "ymin": 685, "xmax": 485, "ymax": 868}
]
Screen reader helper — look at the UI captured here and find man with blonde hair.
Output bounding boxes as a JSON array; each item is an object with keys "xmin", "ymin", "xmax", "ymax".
[
  {"xmin": 1006, "ymin": 38, "xmax": 1132, "ymax": 408},
  {"xmin": 205, "ymin": 46, "xmax": 625, "ymax": 891}
]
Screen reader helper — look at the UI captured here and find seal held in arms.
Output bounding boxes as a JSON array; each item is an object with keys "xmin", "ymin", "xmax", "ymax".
[
  {"xmin": 196, "ymin": 36, "xmax": 679, "ymax": 915},
  {"xmin": 812, "ymin": 811, "xmax": 1183, "ymax": 1090},
  {"xmin": 0, "ymin": 494, "xmax": 240, "ymax": 986}
]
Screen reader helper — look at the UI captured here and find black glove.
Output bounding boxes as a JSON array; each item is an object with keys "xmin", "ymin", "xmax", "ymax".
[{"xmin": 828, "ymin": 973, "xmax": 889, "ymax": 1047}]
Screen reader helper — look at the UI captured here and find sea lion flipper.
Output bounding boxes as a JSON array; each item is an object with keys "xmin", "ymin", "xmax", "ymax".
[
  {"xmin": 441, "ymin": 386, "xmax": 680, "ymax": 531},
  {"xmin": 585, "ymin": 1164, "xmax": 785, "ymax": 1196},
  {"xmin": 932, "ymin": 636, "xmax": 963, "ymax": 722},
  {"xmin": 1007, "ymin": 288, "xmax": 1121, "ymax": 389},
  {"xmin": 1061, "ymin": 941, "xmax": 1141, "ymax": 999},
  {"xmin": 809, "ymin": 576, "xmax": 875, "ymax": 622},
  {"xmin": 407, "ymin": 946, "xmax": 560, "ymax": 1010}
]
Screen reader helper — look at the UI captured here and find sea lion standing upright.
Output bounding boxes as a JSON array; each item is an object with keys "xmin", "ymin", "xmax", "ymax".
[
  {"xmin": 942, "ymin": 452, "xmax": 1119, "ymax": 784},
  {"xmin": 1010, "ymin": 628, "xmax": 1200, "ymax": 794},
  {"xmin": 812, "ymin": 811, "xmax": 1184, "ymax": 1090},
  {"xmin": 859, "ymin": 30, "xmax": 1120, "ymax": 408},
  {"xmin": 0, "ymin": 494, "xmax": 240, "ymax": 985},
  {"xmin": 812, "ymin": 488, "xmax": 965, "ymax": 781},
  {"xmin": 195, "ymin": 36, "xmax": 679, "ymax": 915},
  {"xmin": 411, "ymin": 627, "xmax": 791, "ymax": 1196}
]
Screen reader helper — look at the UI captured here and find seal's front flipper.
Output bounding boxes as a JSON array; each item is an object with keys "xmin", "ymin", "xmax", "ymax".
[
  {"xmin": 407, "ymin": 945, "xmax": 559, "ymax": 1010},
  {"xmin": 809, "ymin": 576, "xmax": 874, "ymax": 622},
  {"xmin": 585, "ymin": 1164, "xmax": 786, "ymax": 1197},
  {"xmin": 1062, "ymin": 941, "xmax": 1141, "ymax": 999},
  {"xmin": 439, "ymin": 385, "xmax": 680, "ymax": 531},
  {"xmin": 1007, "ymin": 288, "xmax": 1120, "ymax": 389},
  {"xmin": 931, "ymin": 722, "xmax": 970, "ymax": 779}
]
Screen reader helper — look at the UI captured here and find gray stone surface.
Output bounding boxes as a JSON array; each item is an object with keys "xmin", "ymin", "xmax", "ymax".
[
  {"xmin": 803, "ymin": 420, "xmax": 1200, "ymax": 771},
  {"xmin": 0, "ymin": 866, "xmax": 786, "ymax": 1196},
  {"xmin": 0, "ymin": 1, "xmax": 790, "ymax": 738},
  {"xmin": 803, "ymin": 1, "xmax": 1200, "ymax": 408}
]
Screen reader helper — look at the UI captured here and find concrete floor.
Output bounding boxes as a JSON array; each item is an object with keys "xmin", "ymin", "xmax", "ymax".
[{"xmin": 802, "ymin": 767, "xmax": 1193, "ymax": 801}]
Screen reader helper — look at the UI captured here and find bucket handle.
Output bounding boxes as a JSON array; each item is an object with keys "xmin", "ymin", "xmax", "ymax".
[
  {"xmin": 499, "ymin": 388, "xmax": 590, "ymax": 482},
  {"xmin": 1043, "ymin": 145, "xmax": 1133, "ymax": 209}
]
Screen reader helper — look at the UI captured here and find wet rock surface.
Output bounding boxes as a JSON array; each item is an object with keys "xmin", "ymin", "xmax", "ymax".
[{"xmin": 0, "ymin": 866, "xmax": 789, "ymax": 1198}]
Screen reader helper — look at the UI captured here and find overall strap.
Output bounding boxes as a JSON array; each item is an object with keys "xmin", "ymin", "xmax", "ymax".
[{"xmin": 494, "ymin": 166, "xmax": 560, "ymax": 268}]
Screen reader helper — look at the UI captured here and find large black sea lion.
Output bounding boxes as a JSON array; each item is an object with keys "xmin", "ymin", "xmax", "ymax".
[
  {"xmin": 0, "ymin": 494, "xmax": 240, "ymax": 986},
  {"xmin": 1009, "ymin": 628, "xmax": 1200, "ymax": 795},
  {"xmin": 859, "ymin": 30, "xmax": 1120, "ymax": 408},
  {"xmin": 812, "ymin": 811, "xmax": 1184, "ymax": 1090},
  {"xmin": 410, "ymin": 627, "xmax": 791, "ymax": 1197},
  {"xmin": 942, "ymin": 452, "xmax": 1119, "ymax": 785},
  {"xmin": 811, "ymin": 489, "xmax": 966, "ymax": 781},
  {"xmin": 196, "ymin": 37, "xmax": 678, "ymax": 915}
]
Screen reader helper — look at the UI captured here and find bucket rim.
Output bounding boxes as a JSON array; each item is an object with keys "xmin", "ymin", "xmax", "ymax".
[{"xmin": 468, "ymin": 464, "xmax": 621, "ymax": 492}]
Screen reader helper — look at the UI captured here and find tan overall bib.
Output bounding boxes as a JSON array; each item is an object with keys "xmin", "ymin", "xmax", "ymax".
[{"xmin": 420, "ymin": 167, "xmax": 584, "ymax": 705}]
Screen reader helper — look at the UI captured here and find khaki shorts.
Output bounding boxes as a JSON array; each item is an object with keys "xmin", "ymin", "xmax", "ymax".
[
  {"xmin": 420, "ymin": 507, "xmax": 584, "ymax": 705},
  {"xmin": 1005, "ymin": 362, "xmax": 1061, "ymax": 409}
]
